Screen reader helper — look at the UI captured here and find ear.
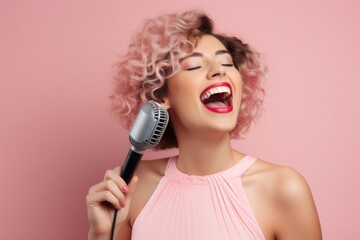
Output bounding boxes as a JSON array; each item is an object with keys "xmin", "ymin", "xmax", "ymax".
[{"xmin": 160, "ymin": 97, "xmax": 170, "ymax": 110}]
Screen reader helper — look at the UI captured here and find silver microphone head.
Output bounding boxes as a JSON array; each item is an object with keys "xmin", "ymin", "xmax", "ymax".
[{"xmin": 129, "ymin": 100, "xmax": 169, "ymax": 153}]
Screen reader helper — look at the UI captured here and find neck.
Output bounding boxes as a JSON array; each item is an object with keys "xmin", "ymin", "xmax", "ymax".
[{"xmin": 175, "ymin": 131, "xmax": 240, "ymax": 175}]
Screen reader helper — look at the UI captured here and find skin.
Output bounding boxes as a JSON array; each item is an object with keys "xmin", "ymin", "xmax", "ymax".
[{"xmin": 86, "ymin": 35, "xmax": 322, "ymax": 240}]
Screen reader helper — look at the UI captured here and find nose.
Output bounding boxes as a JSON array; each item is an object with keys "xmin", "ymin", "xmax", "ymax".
[{"xmin": 206, "ymin": 62, "xmax": 226, "ymax": 79}]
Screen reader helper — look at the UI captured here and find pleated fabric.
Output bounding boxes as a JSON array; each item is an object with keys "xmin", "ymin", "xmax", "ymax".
[{"xmin": 132, "ymin": 155, "xmax": 265, "ymax": 240}]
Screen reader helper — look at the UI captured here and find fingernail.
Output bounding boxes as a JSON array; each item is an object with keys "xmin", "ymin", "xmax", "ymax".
[{"xmin": 122, "ymin": 185, "xmax": 129, "ymax": 192}]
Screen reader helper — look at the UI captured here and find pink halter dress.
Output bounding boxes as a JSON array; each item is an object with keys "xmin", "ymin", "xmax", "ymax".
[{"xmin": 132, "ymin": 155, "xmax": 265, "ymax": 240}]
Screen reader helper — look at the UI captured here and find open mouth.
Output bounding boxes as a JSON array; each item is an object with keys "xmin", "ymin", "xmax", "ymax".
[{"xmin": 200, "ymin": 82, "xmax": 233, "ymax": 113}]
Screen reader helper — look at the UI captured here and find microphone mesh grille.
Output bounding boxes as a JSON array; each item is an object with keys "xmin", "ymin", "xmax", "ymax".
[{"xmin": 130, "ymin": 101, "xmax": 169, "ymax": 151}]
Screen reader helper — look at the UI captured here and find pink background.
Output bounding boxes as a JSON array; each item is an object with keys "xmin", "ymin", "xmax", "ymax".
[{"xmin": 1, "ymin": 0, "xmax": 359, "ymax": 239}]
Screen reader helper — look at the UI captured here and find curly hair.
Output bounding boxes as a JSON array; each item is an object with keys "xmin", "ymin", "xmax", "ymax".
[{"xmin": 110, "ymin": 10, "xmax": 266, "ymax": 149}]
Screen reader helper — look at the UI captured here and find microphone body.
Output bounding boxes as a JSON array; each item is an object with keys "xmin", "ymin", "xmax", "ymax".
[
  {"xmin": 110, "ymin": 100, "xmax": 168, "ymax": 240},
  {"xmin": 120, "ymin": 100, "xmax": 169, "ymax": 183}
]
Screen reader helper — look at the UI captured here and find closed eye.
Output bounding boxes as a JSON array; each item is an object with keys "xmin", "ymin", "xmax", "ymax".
[
  {"xmin": 186, "ymin": 66, "xmax": 202, "ymax": 71},
  {"xmin": 222, "ymin": 63, "xmax": 234, "ymax": 67}
]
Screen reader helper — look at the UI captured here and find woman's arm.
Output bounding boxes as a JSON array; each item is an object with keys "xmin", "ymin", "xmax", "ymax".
[{"xmin": 273, "ymin": 168, "xmax": 322, "ymax": 240}]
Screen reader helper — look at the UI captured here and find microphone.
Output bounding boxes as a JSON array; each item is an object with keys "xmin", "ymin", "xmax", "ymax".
[
  {"xmin": 120, "ymin": 100, "xmax": 169, "ymax": 184},
  {"xmin": 110, "ymin": 100, "xmax": 169, "ymax": 240}
]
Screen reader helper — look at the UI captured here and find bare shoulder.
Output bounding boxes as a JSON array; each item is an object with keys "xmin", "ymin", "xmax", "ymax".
[
  {"xmin": 132, "ymin": 156, "xmax": 169, "ymax": 197},
  {"xmin": 136, "ymin": 157, "xmax": 168, "ymax": 180},
  {"xmin": 246, "ymin": 159, "xmax": 311, "ymax": 199},
  {"xmin": 243, "ymin": 159, "xmax": 322, "ymax": 239},
  {"xmin": 127, "ymin": 157, "xmax": 169, "ymax": 226}
]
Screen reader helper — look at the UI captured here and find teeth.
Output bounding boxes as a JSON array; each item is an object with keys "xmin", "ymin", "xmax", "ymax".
[{"xmin": 200, "ymin": 86, "xmax": 231, "ymax": 102}]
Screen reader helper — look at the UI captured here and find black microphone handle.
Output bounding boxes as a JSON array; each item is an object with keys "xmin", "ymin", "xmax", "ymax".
[
  {"xmin": 110, "ymin": 149, "xmax": 143, "ymax": 240},
  {"xmin": 120, "ymin": 149, "xmax": 143, "ymax": 184}
]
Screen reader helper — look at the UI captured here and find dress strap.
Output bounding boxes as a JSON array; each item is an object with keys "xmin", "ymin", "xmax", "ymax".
[
  {"xmin": 164, "ymin": 156, "xmax": 177, "ymax": 177},
  {"xmin": 238, "ymin": 155, "xmax": 257, "ymax": 175}
]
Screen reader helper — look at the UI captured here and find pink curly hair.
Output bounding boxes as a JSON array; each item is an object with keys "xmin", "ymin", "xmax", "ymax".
[{"xmin": 110, "ymin": 10, "xmax": 266, "ymax": 149}]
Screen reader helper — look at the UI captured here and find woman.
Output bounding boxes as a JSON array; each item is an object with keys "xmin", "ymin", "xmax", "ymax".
[{"xmin": 86, "ymin": 10, "xmax": 322, "ymax": 240}]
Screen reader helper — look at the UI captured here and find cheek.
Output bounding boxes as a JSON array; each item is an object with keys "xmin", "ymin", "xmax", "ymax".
[
  {"xmin": 238, "ymin": 84, "xmax": 244, "ymax": 103},
  {"xmin": 232, "ymin": 74, "xmax": 243, "ymax": 94},
  {"xmin": 167, "ymin": 78, "xmax": 199, "ymax": 101},
  {"xmin": 232, "ymin": 77, "xmax": 244, "ymax": 108},
  {"xmin": 166, "ymin": 86, "xmax": 195, "ymax": 112}
]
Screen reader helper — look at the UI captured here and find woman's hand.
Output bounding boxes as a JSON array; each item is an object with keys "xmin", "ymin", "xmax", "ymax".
[{"xmin": 86, "ymin": 167, "xmax": 138, "ymax": 240}]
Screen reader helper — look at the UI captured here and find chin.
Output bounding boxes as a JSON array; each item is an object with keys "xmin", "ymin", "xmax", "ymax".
[{"xmin": 207, "ymin": 119, "xmax": 237, "ymax": 134}]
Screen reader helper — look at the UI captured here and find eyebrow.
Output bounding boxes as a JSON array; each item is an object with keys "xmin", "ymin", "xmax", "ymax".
[{"xmin": 180, "ymin": 50, "xmax": 231, "ymax": 62}]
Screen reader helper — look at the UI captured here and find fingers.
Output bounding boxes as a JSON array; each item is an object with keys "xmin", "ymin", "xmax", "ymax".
[
  {"xmin": 88, "ymin": 179, "xmax": 126, "ymax": 208},
  {"xmin": 87, "ymin": 167, "xmax": 138, "ymax": 210},
  {"xmin": 103, "ymin": 169, "xmax": 129, "ymax": 193},
  {"xmin": 87, "ymin": 190, "xmax": 122, "ymax": 209}
]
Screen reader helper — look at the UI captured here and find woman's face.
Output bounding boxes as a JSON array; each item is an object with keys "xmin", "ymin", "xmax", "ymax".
[{"xmin": 164, "ymin": 34, "xmax": 243, "ymax": 137}]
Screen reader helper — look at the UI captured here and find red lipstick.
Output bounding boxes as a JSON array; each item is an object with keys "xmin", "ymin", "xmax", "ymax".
[{"xmin": 200, "ymin": 82, "xmax": 233, "ymax": 113}]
